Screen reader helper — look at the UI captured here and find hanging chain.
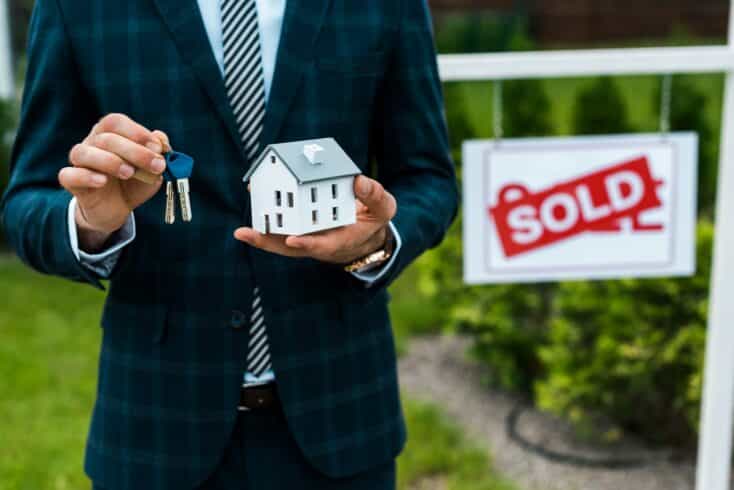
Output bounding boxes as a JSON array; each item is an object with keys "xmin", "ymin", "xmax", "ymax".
[
  {"xmin": 660, "ymin": 74, "xmax": 673, "ymax": 137},
  {"xmin": 493, "ymin": 80, "xmax": 504, "ymax": 142}
]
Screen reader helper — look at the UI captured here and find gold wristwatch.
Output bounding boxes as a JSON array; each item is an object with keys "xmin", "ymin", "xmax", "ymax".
[{"xmin": 344, "ymin": 227, "xmax": 395, "ymax": 274}]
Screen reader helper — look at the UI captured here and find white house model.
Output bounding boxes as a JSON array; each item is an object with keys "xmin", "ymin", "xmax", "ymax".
[{"xmin": 243, "ymin": 138, "xmax": 362, "ymax": 235}]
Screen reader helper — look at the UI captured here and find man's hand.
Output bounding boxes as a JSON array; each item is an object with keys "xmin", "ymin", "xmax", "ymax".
[
  {"xmin": 58, "ymin": 114, "xmax": 170, "ymax": 252},
  {"xmin": 234, "ymin": 176, "xmax": 397, "ymax": 264}
]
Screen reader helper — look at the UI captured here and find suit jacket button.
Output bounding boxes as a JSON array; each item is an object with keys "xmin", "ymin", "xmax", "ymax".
[{"xmin": 231, "ymin": 310, "xmax": 247, "ymax": 329}]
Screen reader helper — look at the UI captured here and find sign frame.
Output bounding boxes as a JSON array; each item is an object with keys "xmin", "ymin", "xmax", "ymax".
[{"xmin": 437, "ymin": 4, "xmax": 734, "ymax": 488}]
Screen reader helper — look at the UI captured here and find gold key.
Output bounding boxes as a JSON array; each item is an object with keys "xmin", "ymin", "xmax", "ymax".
[
  {"xmin": 164, "ymin": 181, "xmax": 176, "ymax": 224},
  {"xmin": 132, "ymin": 132, "xmax": 171, "ymax": 184}
]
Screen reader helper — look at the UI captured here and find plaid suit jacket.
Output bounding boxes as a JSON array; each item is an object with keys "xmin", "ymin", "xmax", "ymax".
[{"xmin": 1, "ymin": 0, "xmax": 458, "ymax": 488}]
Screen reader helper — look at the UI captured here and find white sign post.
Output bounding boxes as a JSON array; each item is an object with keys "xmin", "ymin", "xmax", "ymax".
[
  {"xmin": 0, "ymin": 0, "xmax": 12, "ymax": 99},
  {"xmin": 463, "ymin": 133, "xmax": 698, "ymax": 284},
  {"xmin": 437, "ymin": 1, "xmax": 734, "ymax": 487}
]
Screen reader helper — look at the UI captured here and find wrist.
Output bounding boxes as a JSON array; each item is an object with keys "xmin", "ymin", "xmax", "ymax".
[
  {"xmin": 369, "ymin": 226, "xmax": 389, "ymax": 254},
  {"xmin": 344, "ymin": 225, "xmax": 395, "ymax": 273},
  {"xmin": 74, "ymin": 205, "xmax": 115, "ymax": 253}
]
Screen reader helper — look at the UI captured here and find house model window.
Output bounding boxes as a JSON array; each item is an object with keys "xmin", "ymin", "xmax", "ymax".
[{"xmin": 243, "ymin": 138, "xmax": 361, "ymax": 236}]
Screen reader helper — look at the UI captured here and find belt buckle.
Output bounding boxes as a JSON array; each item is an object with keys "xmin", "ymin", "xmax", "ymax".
[{"xmin": 238, "ymin": 382, "xmax": 271, "ymax": 411}]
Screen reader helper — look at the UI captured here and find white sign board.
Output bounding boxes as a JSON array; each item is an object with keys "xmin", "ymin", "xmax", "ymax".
[{"xmin": 463, "ymin": 133, "xmax": 698, "ymax": 284}]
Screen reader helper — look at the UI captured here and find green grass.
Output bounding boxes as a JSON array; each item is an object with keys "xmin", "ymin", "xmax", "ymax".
[
  {"xmin": 388, "ymin": 259, "xmax": 448, "ymax": 356},
  {"xmin": 0, "ymin": 256, "xmax": 105, "ymax": 490},
  {"xmin": 398, "ymin": 399, "xmax": 517, "ymax": 490},
  {"xmin": 0, "ymin": 257, "xmax": 514, "ymax": 490}
]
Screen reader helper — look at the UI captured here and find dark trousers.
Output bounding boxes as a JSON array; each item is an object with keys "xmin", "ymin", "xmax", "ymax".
[{"xmin": 94, "ymin": 405, "xmax": 396, "ymax": 490}]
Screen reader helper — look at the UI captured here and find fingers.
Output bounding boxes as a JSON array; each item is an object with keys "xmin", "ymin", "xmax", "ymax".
[
  {"xmin": 69, "ymin": 144, "xmax": 133, "ymax": 179},
  {"xmin": 353, "ymin": 176, "xmax": 397, "ymax": 222},
  {"xmin": 234, "ymin": 228, "xmax": 308, "ymax": 258},
  {"xmin": 58, "ymin": 167, "xmax": 108, "ymax": 193},
  {"xmin": 152, "ymin": 130, "xmax": 172, "ymax": 154},
  {"xmin": 90, "ymin": 132, "xmax": 166, "ymax": 174},
  {"xmin": 90, "ymin": 113, "xmax": 159, "ymax": 150},
  {"xmin": 285, "ymin": 229, "xmax": 345, "ymax": 257},
  {"xmin": 237, "ymin": 223, "xmax": 388, "ymax": 264},
  {"xmin": 285, "ymin": 223, "xmax": 386, "ymax": 263},
  {"xmin": 76, "ymin": 114, "xmax": 169, "ymax": 181}
]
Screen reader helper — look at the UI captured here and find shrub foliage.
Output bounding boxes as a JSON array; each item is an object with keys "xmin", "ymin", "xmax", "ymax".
[{"xmin": 536, "ymin": 222, "xmax": 712, "ymax": 445}]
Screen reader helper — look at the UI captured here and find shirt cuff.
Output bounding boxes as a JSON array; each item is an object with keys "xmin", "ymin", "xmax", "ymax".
[
  {"xmin": 350, "ymin": 221, "xmax": 402, "ymax": 287},
  {"xmin": 67, "ymin": 197, "xmax": 136, "ymax": 278}
]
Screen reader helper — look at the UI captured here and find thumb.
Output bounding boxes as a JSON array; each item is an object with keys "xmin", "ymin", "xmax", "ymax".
[{"xmin": 353, "ymin": 176, "xmax": 396, "ymax": 221}]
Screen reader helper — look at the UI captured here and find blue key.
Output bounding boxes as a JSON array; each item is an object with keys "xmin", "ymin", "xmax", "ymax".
[
  {"xmin": 164, "ymin": 151, "xmax": 194, "ymax": 181},
  {"xmin": 163, "ymin": 151, "xmax": 195, "ymax": 224}
]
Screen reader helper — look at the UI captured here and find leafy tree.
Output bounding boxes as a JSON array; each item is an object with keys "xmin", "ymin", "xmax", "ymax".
[
  {"xmin": 0, "ymin": 97, "xmax": 17, "ymax": 245},
  {"xmin": 0, "ymin": 97, "xmax": 16, "ymax": 191},
  {"xmin": 502, "ymin": 79, "xmax": 553, "ymax": 137},
  {"xmin": 652, "ymin": 75, "xmax": 717, "ymax": 214},
  {"xmin": 9, "ymin": 0, "xmax": 35, "ymax": 58},
  {"xmin": 443, "ymin": 83, "xmax": 476, "ymax": 161},
  {"xmin": 572, "ymin": 77, "xmax": 633, "ymax": 135}
]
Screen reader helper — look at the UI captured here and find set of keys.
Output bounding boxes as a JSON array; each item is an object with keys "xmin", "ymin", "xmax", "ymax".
[
  {"xmin": 163, "ymin": 151, "xmax": 195, "ymax": 224},
  {"xmin": 129, "ymin": 140, "xmax": 195, "ymax": 225}
]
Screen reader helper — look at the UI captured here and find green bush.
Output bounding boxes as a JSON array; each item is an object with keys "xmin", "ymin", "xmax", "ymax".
[
  {"xmin": 454, "ymin": 282, "xmax": 555, "ymax": 393},
  {"xmin": 502, "ymin": 79, "xmax": 554, "ymax": 138},
  {"xmin": 652, "ymin": 75, "xmax": 718, "ymax": 213},
  {"xmin": 434, "ymin": 12, "xmax": 533, "ymax": 55},
  {"xmin": 572, "ymin": 77, "xmax": 633, "ymax": 134},
  {"xmin": 536, "ymin": 221, "xmax": 713, "ymax": 446},
  {"xmin": 0, "ymin": 97, "xmax": 17, "ymax": 245},
  {"xmin": 0, "ymin": 97, "xmax": 15, "ymax": 196},
  {"xmin": 443, "ymin": 83, "xmax": 477, "ymax": 161},
  {"xmin": 418, "ymin": 72, "xmax": 557, "ymax": 394}
]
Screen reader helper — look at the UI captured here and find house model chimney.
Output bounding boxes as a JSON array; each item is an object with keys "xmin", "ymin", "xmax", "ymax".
[{"xmin": 303, "ymin": 143, "xmax": 324, "ymax": 165}]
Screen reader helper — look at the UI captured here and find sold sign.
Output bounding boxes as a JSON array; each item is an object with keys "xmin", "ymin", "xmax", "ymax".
[{"xmin": 489, "ymin": 156, "xmax": 664, "ymax": 258}]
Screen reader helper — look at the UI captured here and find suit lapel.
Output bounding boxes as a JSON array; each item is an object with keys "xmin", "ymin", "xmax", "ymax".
[
  {"xmin": 260, "ymin": 0, "xmax": 331, "ymax": 146},
  {"xmin": 151, "ymin": 0, "xmax": 247, "ymax": 160}
]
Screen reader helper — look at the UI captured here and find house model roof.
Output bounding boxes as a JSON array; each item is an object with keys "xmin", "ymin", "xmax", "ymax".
[{"xmin": 243, "ymin": 137, "xmax": 362, "ymax": 184}]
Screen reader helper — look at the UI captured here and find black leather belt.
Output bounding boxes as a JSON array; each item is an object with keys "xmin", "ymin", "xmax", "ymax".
[{"xmin": 238, "ymin": 382, "xmax": 279, "ymax": 411}]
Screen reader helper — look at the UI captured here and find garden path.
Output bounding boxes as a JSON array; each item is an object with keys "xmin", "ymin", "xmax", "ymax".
[{"xmin": 398, "ymin": 335, "xmax": 696, "ymax": 490}]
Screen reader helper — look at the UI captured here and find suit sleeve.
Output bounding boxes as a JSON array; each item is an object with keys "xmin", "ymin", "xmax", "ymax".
[
  {"xmin": 0, "ymin": 0, "xmax": 104, "ymax": 288},
  {"xmin": 369, "ymin": 0, "xmax": 459, "ymax": 288}
]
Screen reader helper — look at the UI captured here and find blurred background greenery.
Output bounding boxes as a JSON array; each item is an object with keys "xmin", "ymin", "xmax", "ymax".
[{"xmin": 0, "ymin": 1, "xmax": 728, "ymax": 489}]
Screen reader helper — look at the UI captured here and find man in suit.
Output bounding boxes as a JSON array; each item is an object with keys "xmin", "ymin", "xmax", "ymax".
[{"xmin": 1, "ymin": 0, "xmax": 457, "ymax": 488}]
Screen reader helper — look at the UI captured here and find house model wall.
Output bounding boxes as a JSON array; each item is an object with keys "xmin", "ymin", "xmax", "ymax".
[{"xmin": 244, "ymin": 138, "xmax": 362, "ymax": 236}]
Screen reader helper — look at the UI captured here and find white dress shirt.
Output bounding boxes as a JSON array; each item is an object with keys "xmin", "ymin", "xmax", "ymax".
[{"xmin": 68, "ymin": 0, "xmax": 400, "ymax": 284}]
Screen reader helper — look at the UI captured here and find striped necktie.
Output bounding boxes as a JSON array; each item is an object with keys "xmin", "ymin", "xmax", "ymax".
[{"xmin": 221, "ymin": 0, "xmax": 272, "ymax": 379}]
